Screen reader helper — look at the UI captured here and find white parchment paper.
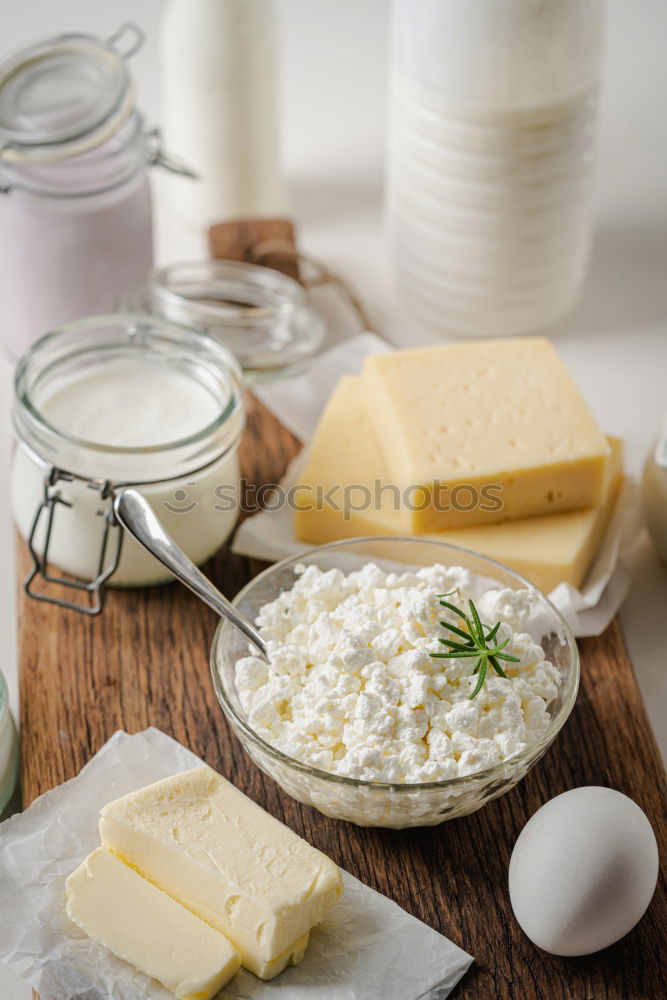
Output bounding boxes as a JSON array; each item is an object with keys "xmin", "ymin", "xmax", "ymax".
[
  {"xmin": 242, "ymin": 334, "xmax": 644, "ymax": 638},
  {"xmin": 0, "ymin": 729, "xmax": 473, "ymax": 1000}
]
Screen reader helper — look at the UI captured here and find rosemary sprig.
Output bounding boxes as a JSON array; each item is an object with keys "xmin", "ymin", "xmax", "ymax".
[{"xmin": 430, "ymin": 593, "xmax": 520, "ymax": 700}]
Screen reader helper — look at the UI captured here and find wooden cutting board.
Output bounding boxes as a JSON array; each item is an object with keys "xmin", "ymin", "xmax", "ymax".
[{"xmin": 16, "ymin": 227, "xmax": 666, "ymax": 1000}]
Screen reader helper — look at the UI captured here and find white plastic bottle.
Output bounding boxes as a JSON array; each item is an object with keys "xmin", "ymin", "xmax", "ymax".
[
  {"xmin": 388, "ymin": 0, "xmax": 604, "ymax": 339},
  {"xmin": 158, "ymin": 0, "xmax": 283, "ymax": 261}
]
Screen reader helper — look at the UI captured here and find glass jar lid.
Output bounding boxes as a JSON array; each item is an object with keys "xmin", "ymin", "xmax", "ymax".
[
  {"xmin": 128, "ymin": 260, "xmax": 327, "ymax": 382},
  {"xmin": 0, "ymin": 24, "xmax": 144, "ymax": 163}
]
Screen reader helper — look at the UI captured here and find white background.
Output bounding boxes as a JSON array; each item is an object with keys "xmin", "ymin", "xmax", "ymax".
[{"xmin": 1, "ymin": 2, "xmax": 666, "ymax": 997}]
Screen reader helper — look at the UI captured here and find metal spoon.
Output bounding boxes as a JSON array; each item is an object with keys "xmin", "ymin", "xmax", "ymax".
[{"xmin": 113, "ymin": 488, "xmax": 267, "ymax": 656}]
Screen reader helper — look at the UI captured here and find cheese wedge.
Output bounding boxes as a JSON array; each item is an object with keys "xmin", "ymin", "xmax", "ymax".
[
  {"xmin": 434, "ymin": 446, "xmax": 623, "ymax": 593},
  {"xmin": 66, "ymin": 847, "xmax": 241, "ymax": 1000},
  {"xmin": 99, "ymin": 766, "xmax": 342, "ymax": 980},
  {"xmin": 362, "ymin": 338, "xmax": 611, "ymax": 531},
  {"xmin": 294, "ymin": 375, "xmax": 623, "ymax": 593}
]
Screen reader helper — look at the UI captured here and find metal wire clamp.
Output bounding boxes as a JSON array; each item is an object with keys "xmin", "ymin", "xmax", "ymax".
[{"xmin": 24, "ymin": 467, "xmax": 124, "ymax": 616}]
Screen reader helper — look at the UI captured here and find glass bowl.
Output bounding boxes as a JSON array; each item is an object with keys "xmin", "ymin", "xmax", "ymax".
[
  {"xmin": 210, "ymin": 538, "xmax": 579, "ymax": 829},
  {"xmin": 122, "ymin": 260, "xmax": 327, "ymax": 383}
]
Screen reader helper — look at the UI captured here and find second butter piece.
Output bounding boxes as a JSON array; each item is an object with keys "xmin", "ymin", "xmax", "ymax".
[{"xmin": 66, "ymin": 847, "xmax": 240, "ymax": 1000}]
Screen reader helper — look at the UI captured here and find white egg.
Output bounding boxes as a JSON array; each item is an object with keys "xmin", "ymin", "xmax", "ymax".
[{"xmin": 509, "ymin": 786, "xmax": 659, "ymax": 956}]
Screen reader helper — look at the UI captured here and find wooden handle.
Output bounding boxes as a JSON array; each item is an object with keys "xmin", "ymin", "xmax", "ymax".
[{"xmin": 208, "ymin": 217, "xmax": 301, "ymax": 282}]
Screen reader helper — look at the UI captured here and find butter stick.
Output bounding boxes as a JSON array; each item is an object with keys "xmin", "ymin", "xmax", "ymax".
[
  {"xmin": 99, "ymin": 766, "xmax": 343, "ymax": 979},
  {"xmin": 66, "ymin": 847, "xmax": 241, "ymax": 1000}
]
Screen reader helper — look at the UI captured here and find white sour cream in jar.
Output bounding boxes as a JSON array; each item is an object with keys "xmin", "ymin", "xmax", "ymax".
[{"xmin": 12, "ymin": 351, "xmax": 242, "ymax": 587}]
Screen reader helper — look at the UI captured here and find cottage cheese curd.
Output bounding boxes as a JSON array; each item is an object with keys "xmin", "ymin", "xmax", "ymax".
[{"xmin": 236, "ymin": 563, "xmax": 560, "ymax": 784}]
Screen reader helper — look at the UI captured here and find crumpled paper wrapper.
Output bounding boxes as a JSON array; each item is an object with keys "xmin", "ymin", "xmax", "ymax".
[
  {"xmin": 0, "ymin": 728, "xmax": 473, "ymax": 1000},
  {"xmin": 242, "ymin": 334, "xmax": 643, "ymax": 638}
]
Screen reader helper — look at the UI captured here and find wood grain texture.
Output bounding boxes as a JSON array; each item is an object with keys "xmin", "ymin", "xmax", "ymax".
[
  {"xmin": 208, "ymin": 218, "xmax": 300, "ymax": 280},
  {"xmin": 17, "ymin": 221, "xmax": 666, "ymax": 998}
]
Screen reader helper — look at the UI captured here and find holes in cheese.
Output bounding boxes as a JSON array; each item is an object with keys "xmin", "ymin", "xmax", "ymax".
[
  {"xmin": 361, "ymin": 338, "xmax": 610, "ymax": 530},
  {"xmin": 294, "ymin": 375, "xmax": 622, "ymax": 593}
]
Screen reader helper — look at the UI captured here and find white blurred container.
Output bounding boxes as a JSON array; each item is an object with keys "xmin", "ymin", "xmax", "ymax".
[
  {"xmin": 0, "ymin": 669, "xmax": 18, "ymax": 815},
  {"xmin": 158, "ymin": 0, "xmax": 283, "ymax": 261},
  {"xmin": 642, "ymin": 425, "xmax": 667, "ymax": 566},
  {"xmin": 388, "ymin": 0, "xmax": 604, "ymax": 338}
]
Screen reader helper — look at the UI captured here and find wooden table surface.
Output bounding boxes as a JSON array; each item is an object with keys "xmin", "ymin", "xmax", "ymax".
[
  {"xmin": 17, "ymin": 390, "xmax": 667, "ymax": 1000},
  {"xmin": 17, "ymin": 220, "xmax": 667, "ymax": 999}
]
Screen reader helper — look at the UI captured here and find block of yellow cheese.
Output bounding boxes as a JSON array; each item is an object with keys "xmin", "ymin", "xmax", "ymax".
[
  {"xmin": 66, "ymin": 847, "xmax": 241, "ymax": 1000},
  {"xmin": 294, "ymin": 375, "xmax": 623, "ymax": 593},
  {"xmin": 99, "ymin": 766, "xmax": 342, "ymax": 980},
  {"xmin": 362, "ymin": 338, "xmax": 611, "ymax": 531}
]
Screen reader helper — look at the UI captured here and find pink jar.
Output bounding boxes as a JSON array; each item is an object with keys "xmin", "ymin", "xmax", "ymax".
[{"xmin": 0, "ymin": 25, "xmax": 193, "ymax": 359}]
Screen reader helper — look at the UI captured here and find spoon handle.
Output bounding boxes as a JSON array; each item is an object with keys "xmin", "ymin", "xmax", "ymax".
[{"xmin": 113, "ymin": 489, "xmax": 267, "ymax": 656}]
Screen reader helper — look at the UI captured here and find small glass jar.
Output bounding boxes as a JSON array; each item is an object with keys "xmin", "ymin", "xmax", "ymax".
[
  {"xmin": 0, "ymin": 25, "xmax": 194, "ymax": 360},
  {"xmin": 125, "ymin": 259, "xmax": 326, "ymax": 381},
  {"xmin": 11, "ymin": 313, "xmax": 245, "ymax": 613},
  {"xmin": 0, "ymin": 668, "xmax": 19, "ymax": 815},
  {"xmin": 642, "ymin": 425, "xmax": 667, "ymax": 566}
]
